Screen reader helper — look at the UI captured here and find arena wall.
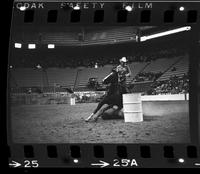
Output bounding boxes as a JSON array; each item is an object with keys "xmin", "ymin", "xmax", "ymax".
[
  {"xmin": 141, "ymin": 93, "xmax": 189, "ymax": 117},
  {"xmin": 10, "ymin": 93, "xmax": 73, "ymax": 105},
  {"xmin": 141, "ymin": 93, "xmax": 189, "ymax": 101},
  {"xmin": 142, "ymin": 100, "xmax": 189, "ymax": 117},
  {"xmin": 10, "ymin": 92, "xmax": 189, "ymax": 114}
]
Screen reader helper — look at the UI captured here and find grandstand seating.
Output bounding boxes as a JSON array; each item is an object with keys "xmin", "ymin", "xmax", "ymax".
[
  {"xmin": 30, "ymin": 27, "xmax": 137, "ymax": 46},
  {"xmin": 74, "ymin": 65, "xmax": 113, "ymax": 88},
  {"xmin": 84, "ymin": 27, "xmax": 137, "ymax": 45},
  {"xmin": 126, "ymin": 62, "xmax": 148, "ymax": 83},
  {"xmin": 14, "ymin": 32, "xmax": 39, "ymax": 44},
  {"xmin": 9, "ymin": 55, "xmax": 188, "ymax": 93},
  {"xmin": 158, "ymin": 54, "xmax": 189, "ymax": 81},
  {"xmin": 129, "ymin": 81, "xmax": 153, "ymax": 93},
  {"xmin": 74, "ymin": 62, "xmax": 148, "ymax": 88},
  {"xmin": 42, "ymin": 32, "xmax": 80, "ymax": 46},
  {"xmin": 142, "ymin": 57, "xmax": 180, "ymax": 73},
  {"xmin": 46, "ymin": 68, "xmax": 77, "ymax": 88},
  {"xmin": 10, "ymin": 68, "xmax": 43, "ymax": 87}
]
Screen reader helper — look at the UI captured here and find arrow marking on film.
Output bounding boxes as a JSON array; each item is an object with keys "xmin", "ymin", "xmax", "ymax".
[
  {"xmin": 91, "ymin": 160, "xmax": 110, "ymax": 168},
  {"xmin": 9, "ymin": 161, "xmax": 21, "ymax": 168}
]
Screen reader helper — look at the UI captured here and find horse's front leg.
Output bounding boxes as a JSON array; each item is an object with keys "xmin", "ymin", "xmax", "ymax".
[
  {"xmin": 94, "ymin": 104, "xmax": 113, "ymax": 122},
  {"xmin": 85, "ymin": 99, "xmax": 105, "ymax": 122}
]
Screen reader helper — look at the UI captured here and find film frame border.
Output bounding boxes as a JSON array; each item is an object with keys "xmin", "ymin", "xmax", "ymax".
[{"xmin": 6, "ymin": 0, "xmax": 200, "ymax": 168}]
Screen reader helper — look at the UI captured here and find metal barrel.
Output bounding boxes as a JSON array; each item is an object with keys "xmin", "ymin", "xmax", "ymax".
[{"xmin": 123, "ymin": 93, "xmax": 143, "ymax": 122}]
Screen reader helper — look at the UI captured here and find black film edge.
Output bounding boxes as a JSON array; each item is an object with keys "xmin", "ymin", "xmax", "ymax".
[{"xmin": 6, "ymin": 0, "xmax": 200, "ymax": 168}]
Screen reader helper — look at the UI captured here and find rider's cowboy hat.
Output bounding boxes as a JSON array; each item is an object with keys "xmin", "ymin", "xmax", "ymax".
[{"xmin": 119, "ymin": 57, "xmax": 128, "ymax": 63}]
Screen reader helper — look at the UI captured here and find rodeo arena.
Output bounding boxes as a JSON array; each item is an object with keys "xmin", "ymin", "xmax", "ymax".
[{"xmin": 9, "ymin": 26, "xmax": 190, "ymax": 143}]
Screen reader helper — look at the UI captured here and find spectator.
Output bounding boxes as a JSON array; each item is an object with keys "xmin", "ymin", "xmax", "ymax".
[
  {"xmin": 171, "ymin": 67, "xmax": 176, "ymax": 71},
  {"xmin": 148, "ymin": 74, "xmax": 189, "ymax": 95},
  {"xmin": 134, "ymin": 72, "xmax": 162, "ymax": 82}
]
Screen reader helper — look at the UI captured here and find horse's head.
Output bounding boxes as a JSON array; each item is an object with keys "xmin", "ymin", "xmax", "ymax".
[{"xmin": 102, "ymin": 69, "xmax": 118, "ymax": 85}]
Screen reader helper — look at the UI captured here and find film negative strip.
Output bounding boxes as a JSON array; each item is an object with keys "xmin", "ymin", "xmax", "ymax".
[{"xmin": 6, "ymin": 0, "xmax": 200, "ymax": 168}]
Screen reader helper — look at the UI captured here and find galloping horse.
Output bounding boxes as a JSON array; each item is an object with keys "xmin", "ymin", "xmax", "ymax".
[{"xmin": 85, "ymin": 69, "xmax": 127, "ymax": 122}]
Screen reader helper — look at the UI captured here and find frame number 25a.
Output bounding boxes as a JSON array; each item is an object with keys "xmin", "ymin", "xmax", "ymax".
[{"xmin": 113, "ymin": 159, "xmax": 138, "ymax": 167}]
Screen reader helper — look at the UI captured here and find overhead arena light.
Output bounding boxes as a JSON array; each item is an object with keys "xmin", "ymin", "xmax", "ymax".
[
  {"xmin": 28, "ymin": 44, "xmax": 36, "ymax": 49},
  {"xmin": 14, "ymin": 43, "xmax": 22, "ymax": 48},
  {"xmin": 125, "ymin": 5, "xmax": 133, "ymax": 12},
  {"xmin": 48, "ymin": 44, "xmax": 55, "ymax": 49},
  {"xmin": 140, "ymin": 26, "xmax": 191, "ymax": 42}
]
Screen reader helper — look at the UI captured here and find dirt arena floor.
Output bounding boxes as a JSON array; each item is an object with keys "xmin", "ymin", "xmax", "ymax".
[{"xmin": 10, "ymin": 103, "xmax": 190, "ymax": 143}]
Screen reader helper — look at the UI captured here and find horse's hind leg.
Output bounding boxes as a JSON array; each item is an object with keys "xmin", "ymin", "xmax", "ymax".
[{"xmin": 85, "ymin": 100, "xmax": 105, "ymax": 122}]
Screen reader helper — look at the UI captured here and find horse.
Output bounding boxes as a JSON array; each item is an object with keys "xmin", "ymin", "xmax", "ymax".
[{"xmin": 85, "ymin": 69, "xmax": 127, "ymax": 122}]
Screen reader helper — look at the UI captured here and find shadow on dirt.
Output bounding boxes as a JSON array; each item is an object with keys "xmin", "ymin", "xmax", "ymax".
[{"xmin": 101, "ymin": 113, "xmax": 123, "ymax": 120}]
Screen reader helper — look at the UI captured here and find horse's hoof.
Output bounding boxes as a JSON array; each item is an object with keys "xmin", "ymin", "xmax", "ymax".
[{"xmin": 84, "ymin": 118, "xmax": 90, "ymax": 122}]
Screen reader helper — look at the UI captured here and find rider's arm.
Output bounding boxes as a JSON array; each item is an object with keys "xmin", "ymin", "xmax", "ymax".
[
  {"xmin": 126, "ymin": 65, "xmax": 131, "ymax": 77},
  {"xmin": 115, "ymin": 65, "xmax": 119, "ymax": 72}
]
